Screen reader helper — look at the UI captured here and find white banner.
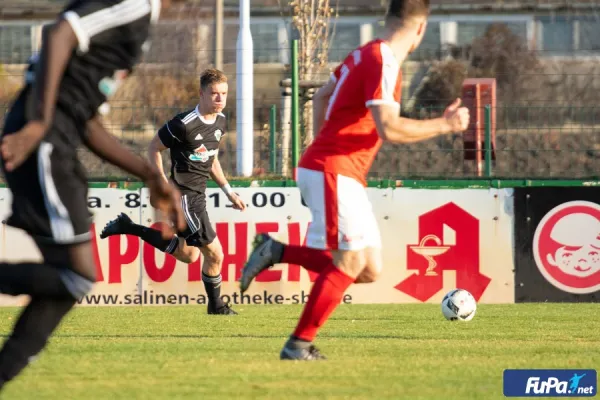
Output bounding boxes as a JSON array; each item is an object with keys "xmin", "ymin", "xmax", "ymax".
[{"xmin": 0, "ymin": 186, "xmax": 515, "ymax": 306}]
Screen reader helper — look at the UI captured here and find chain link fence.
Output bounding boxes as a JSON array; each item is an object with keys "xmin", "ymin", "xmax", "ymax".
[{"xmin": 1, "ymin": 3, "xmax": 600, "ymax": 180}]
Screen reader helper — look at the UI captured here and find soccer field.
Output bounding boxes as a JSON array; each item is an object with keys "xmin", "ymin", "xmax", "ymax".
[{"xmin": 0, "ymin": 304, "xmax": 597, "ymax": 399}]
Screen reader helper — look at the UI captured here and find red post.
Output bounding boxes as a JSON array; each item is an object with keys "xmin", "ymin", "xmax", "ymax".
[{"xmin": 462, "ymin": 79, "xmax": 497, "ymax": 176}]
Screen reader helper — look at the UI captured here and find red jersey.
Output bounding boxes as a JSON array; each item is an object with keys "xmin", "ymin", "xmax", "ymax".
[{"xmin": 299, "ymin": 39, "xmax": 402, "ymax": 186}]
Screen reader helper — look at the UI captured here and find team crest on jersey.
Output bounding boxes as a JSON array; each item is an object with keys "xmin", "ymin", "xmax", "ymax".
[
  {"xmin": 214, "ymin": 129, "xmax": 222, "ymax": 141},
  {"xmin": 189, "ymin": 144, "xmax": 217, "ymax": 163}
]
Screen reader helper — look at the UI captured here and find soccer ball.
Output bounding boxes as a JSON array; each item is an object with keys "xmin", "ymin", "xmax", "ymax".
[{"xmin": 441, "ymin": 289, "xmax": 477, "ymax": 321}]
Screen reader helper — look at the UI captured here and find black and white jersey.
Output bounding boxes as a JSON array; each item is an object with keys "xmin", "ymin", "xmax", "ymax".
[
  {"xmin": 27, "ymin": 0, "xmax": 160, "ymax": 125},
  {"xmin": 158, "ymin": 105, "xmax": 227, "ymax": 200}
]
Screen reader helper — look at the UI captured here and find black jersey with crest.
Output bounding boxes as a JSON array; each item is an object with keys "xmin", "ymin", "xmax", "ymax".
[
  {"xmin": 25, "ymin": 0, "xmax": 161, "ymax": 127},
  {"xmin": 157, "ymin": 105, "xmax": 227, "ymax": 205}
]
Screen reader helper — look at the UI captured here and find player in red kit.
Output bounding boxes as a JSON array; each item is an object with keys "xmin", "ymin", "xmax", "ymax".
[{"xmin": 240, "ymin": 0, "xmax": 470, "ymax": 360}]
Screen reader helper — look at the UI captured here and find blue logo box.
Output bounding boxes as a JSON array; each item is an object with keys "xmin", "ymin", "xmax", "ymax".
[{"xmin": 504, "ymin": 369, "xmax": 597, "ymax": 397}]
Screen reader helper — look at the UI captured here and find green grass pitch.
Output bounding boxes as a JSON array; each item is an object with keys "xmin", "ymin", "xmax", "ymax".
[{"xmin": 0, "ymin": 304, "xmax": 597, "ymax": 399}]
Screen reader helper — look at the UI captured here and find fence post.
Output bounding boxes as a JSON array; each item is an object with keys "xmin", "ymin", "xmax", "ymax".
[
  {"xmin": 236, "ymin": 0, "xmax": 254, "ymax": 176},
  {"xmin": 484, "ymin": 105, "xmax": 493, "ymax": 177},
  {"xmin": 214, "ymin": 0, "xmax": 224, "ymax": 70},
  {"xmin": 291, "ymin": 39, "xmax": 299, "ymax": 175},
  {"xmin": 269, "ymin": 105, "xmax": 277, "ymax": 174}
]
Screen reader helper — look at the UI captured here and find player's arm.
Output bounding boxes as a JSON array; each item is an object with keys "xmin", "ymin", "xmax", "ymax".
[
  {"xmin": 312, "ymin": 77, "xmax": 337, "ymax": 137},
  {"xmin": 210, "ymin": 156, "xmax": 245, "ymax": 211},
  {"xmin": 210, "ymin": 156, "xmax": 228, "ymax": 189},
  {"xmin": 370, "ymin": 99, "xmax": 469, "ymax": 144},
  {"xmin": 86, "ymin": 117, "xmax": 156, "ymax": 181},
  {"xmin": 84, "ymin": 116, "xmax": 186, "ymax": 235},
  {"xmin": 363, "ymin": 49, "xmax": 469, "ymax": 144},
  {"xmin": 147, "ymin": 134, "xmax": 169, "ymax": 182},
  {"xmin": 31, "ymin": 20, "xmax": 78, "ymax": 130},
  {"xmin": 0, "ymin": 20, "xmax": 78, "ymax": 171},
  {"xmin": 150, "ymin": 118, "xmax": 186, "ymax": 181},
  {"xmin": 210, "ymin": 123, "xmax": 245, "ymax": 211}
]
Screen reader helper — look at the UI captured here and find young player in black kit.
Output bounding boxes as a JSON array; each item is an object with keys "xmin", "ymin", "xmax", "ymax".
[
  {"xmin": 100, "ymin": 69, "xmax": 246, "ymax": 315},
  {"xmin": 0, "ymin": 0, "xmax": 186, "ymax": 390}
]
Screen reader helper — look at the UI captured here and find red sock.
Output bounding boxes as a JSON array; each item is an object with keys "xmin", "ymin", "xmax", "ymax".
[
  {"xmin": 292, "ymin": 263, "xmax": 354, "ymax": 342},
  {"xmin": 281, "ymin": 245, "xmax": 332, "ymax": 274}
]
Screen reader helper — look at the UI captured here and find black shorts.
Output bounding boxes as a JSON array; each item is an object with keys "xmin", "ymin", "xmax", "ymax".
[
  {"xmin": 1, "ymin": 88, "xmax": 92, "ymax": 245},
  {"xmin": 179, "ymin": 193, "xmax": 216, "ymax": 248}
]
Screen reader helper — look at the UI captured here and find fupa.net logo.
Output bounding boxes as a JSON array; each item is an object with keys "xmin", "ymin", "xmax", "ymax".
[{"xmin": 504, "ymin": 369, "xmax": 597, "ymax": 397}]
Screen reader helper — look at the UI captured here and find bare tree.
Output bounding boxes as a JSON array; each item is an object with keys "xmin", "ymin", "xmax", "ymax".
[
  {"xmin": 409, "ymin": 23, "xmax": 540, "ymax": 118},
  {"xmin": 0, "ymin": 64, "xmax": 23, "ymax": 122},
  {"xmin": 277, "ymin": 0, "xmax": 338, "ymax": 175},
  {"xmin": 295, "ymin": 0, "xmax": 338, "ymax": 146}
]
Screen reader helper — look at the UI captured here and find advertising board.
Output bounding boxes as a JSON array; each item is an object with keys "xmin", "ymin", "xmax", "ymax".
[{"xmin": 0, "ymin": 186, "xmax": 516, "ymax": 306}]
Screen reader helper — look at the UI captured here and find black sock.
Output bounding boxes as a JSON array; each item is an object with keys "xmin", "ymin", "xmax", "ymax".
[
  {"xmin": 127, "ymin": 224, "xmax": 179, "ymax": 254},
  {"xmin": 202, "ymin": 272, "xmax": 223, "ymax": 306},
  {"xmin": 0, "ymin": 263, "xmax": 80, "ymax": 299},
  {"xmin": 0, "ymin": 296, "xmax": 76, "ymax": 384}
]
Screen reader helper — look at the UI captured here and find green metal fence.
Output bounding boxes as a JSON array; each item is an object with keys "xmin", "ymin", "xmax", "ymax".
[
  {"xmin": 366, "ymin": 104, "xmax": 600, "ymax": 180},
  {"xmin": 1, "ymin": 37, "xmax": 599, "ymax": 181},
  {"xmin": 2, "ymin": 101, "xmax": 597, "ymax": 181}
]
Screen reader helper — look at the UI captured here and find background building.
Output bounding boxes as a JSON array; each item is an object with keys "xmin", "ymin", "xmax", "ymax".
[{"xmin": 1, "ymin": 0, "xmax": 599, "ymax": 179}]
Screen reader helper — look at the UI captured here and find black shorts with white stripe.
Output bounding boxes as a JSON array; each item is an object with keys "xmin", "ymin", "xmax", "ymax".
[
  {"xmin": 178, "ymin": 194, "xmax": 217, "ymax": 248},
  {"xmin": 1, "ymin": 88, "xmax": 92, "ymax": 245}
]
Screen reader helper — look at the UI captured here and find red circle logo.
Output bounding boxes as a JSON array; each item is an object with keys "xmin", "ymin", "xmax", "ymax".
[{"xmin": 533, "ymin": 201, "xmax": 600, "ymax": 294}]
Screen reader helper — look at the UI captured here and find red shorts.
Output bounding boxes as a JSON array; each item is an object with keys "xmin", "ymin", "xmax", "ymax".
[{"xmin": 296, "ymin": 167, "xmax": 381, "ymax": 251}]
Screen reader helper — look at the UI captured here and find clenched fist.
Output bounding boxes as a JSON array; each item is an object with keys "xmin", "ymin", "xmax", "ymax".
[{"xmin": 443, "ymin": 98, "xmax": 470, "ymax": 133}]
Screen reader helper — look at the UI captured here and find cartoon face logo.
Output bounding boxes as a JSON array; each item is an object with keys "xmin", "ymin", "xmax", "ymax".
[
  {"xmin": 214, "ymin": 129, "xmax": 222, "ymax": 142},
  {"xmin": 533, "ymin": 201, "xmax": 600, "ymax": 294}
]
